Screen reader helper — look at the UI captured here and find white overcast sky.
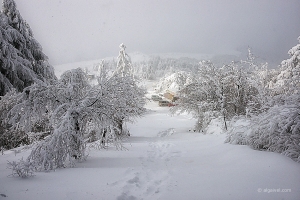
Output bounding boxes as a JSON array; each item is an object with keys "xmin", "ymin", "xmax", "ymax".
[{"xmin": 14, "ymin": 0, "xmax": 300, "ymax": 65}]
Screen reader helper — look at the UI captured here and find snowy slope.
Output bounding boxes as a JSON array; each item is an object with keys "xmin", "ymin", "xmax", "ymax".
[
  {"xmin": 53, "ymin": 52, "xmax": 215, "ymax": 78},
  {"xmin": 0, "ymin": 89, "xmax": 299, "ymax": 200},
  {"xmin": 53, "ymin": 52, "xmax": 153, "ymax": 78}
]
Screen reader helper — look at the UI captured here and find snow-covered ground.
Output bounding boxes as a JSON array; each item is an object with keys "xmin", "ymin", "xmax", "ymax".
[{"xmin": 1, "ymin": 90, "xmax": 300, "ymax": 200}]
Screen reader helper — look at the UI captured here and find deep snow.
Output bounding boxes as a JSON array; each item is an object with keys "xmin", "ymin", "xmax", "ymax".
[{"xmin": 0, "ymin": 89, "xmax": 300, "ymax": 200}]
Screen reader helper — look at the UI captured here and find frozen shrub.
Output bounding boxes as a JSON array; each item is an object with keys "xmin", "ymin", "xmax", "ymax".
[
  {"xmin": 248, "ymin": 103, "xmax": 300, "ymax": 162},
  {"xmin": 226, "ymin": 102, "xmax": 300, "ymax": 162},
  {"xmin": 225, "ymin": 116, "xmax": 252, "ymax": 145},
  {"xmin": 7, "ymin": 158, "xmax": 35, "ymax": 178}
]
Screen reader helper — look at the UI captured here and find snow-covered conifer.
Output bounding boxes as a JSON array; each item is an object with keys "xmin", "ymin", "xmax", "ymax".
[
  {"xmin": 114, "ymin": 43, "xmax": 133, "ymax": 77},
  {"xmin": 0, "ymin": 0, "xmax": 56, "ymax": 96},
  {"xmin": 109, "ymin": 44, "xmax": 146, "ymax": 136}
]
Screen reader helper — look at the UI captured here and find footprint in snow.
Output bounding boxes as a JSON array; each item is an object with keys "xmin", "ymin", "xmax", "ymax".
[
  {"xmin": 157, "ymin": 128, "xmax": 175, "ymax": 137},
  {"xmin": 148, "ymin": 141, "xmax": 181, "ymax": 162},
  {"xmin": 115, "ymin": 168, "xmax": 169, "ymax": 200}
]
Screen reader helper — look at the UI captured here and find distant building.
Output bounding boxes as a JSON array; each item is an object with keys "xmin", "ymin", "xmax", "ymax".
[
  {"xmin": 164, "ymin": 90, "xmax": 179, "ymax": 102},
  {"xmin": 86, "ymin": 74, "xmax": 95, "ymax": 80}
]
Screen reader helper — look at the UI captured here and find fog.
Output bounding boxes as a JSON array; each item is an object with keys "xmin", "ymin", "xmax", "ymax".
[{"xmin": 14, "ymin": 0, "xmax": 300, "ymax": 65}]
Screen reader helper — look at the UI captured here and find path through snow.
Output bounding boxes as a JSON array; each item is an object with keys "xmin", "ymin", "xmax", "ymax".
[{"xmin": 0, "ymin": 98, "xmax": 299, "ymax": 200}]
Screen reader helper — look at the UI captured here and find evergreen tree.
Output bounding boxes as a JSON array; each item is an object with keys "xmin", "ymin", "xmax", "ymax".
[
  {"xmin": 0, "ymin": 0, "xmax": 56, "ymax": 97},
  {"xmin": 111, "ymin": 44, "xmax": 146, "ymax": 135},
  {"xmin": 114, "ymin": 43, "xmax": 133, "ymax": 77}
]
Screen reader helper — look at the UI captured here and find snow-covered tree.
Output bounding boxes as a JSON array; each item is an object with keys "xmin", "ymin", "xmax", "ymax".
[
  {"xmin": 241, "ymin": 48, "xmax": 270, "ymax": 115},
  {"xmin": 114, "ymin": 43, "xmax": 133, "ymax": 77},
  {"xmin": 226, "ymin": 37, "xmax": 300, "ymax": 163},
  {"xmin": 0, "ymin": 0, "xmax": 56, "ymax": 96},
  {"xmin": 110, "ymin": 44, "xmax": 146, "ymax": 137},
  {"xmin": 221, "ymin": 61, "xmax": 261, "ymax": 118},
  {"xmin": 270, "ymin": 36, "xmax": 300, "ymax": 96},
  {"xmin": 171, "ymin": 61, "xmax": 224, "ymax": 131},
  {"xmin": 155, "ymin": 71, "xmax": 195, "ymax": 93},
  {"xmin": 2, "ymin": 44, "xmax": 146, "ymax": 173},
  {"xmin": 0, "ymin": 89, "xmax": 28, "ymax": 151},
  {"xmin": 172, "ymin": 55, "xmax": 264, "ymax": 132}
]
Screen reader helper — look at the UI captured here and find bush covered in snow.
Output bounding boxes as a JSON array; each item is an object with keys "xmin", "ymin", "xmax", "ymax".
[
  {"xmin": 226, "ymin": 102, "xmax": 300, "ymax": 162},
  {"xmin": 7, "ymin": 158, "xmax": 35, "ymax": 178}
]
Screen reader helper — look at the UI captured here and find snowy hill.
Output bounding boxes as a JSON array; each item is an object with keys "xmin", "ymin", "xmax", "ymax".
[{"xmin": 53, "ymin": 52, "xmax": 216, "ymax": 78}]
